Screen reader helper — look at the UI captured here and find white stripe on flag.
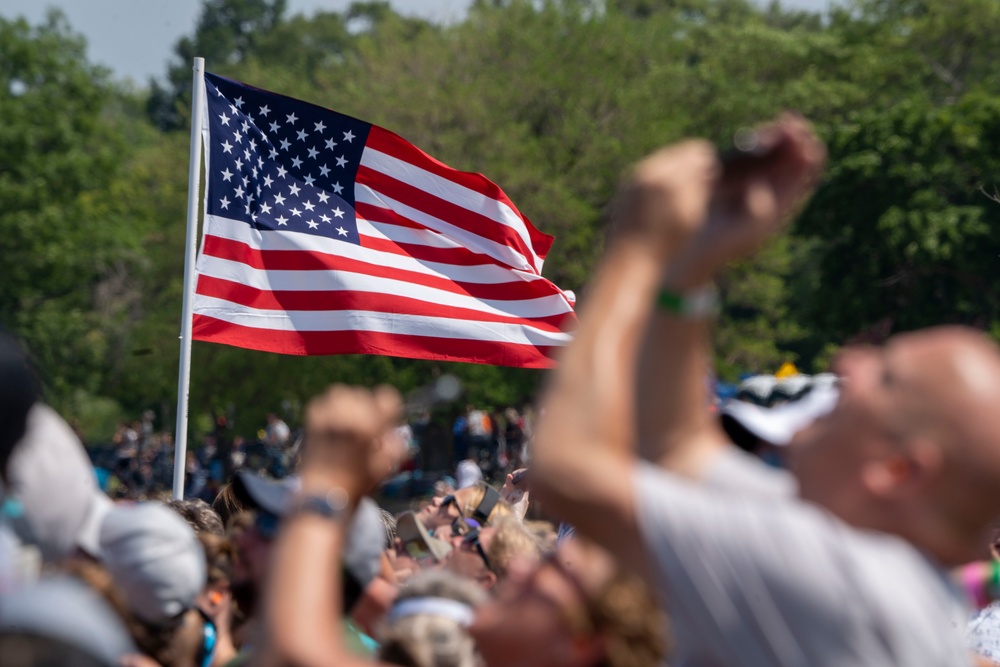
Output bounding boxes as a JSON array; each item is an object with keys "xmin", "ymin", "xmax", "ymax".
[
  {"xmin": 197, "ymin": 255, "xmax": 573, "ymax": 319},
  {"xmin": 356, "ymin": 185, "xmax": 535, "ymax": 273},
  {"xmin": 192, "ymin": 294, "xmax": 573, "ymax": 346},
  {"xmin": 360, "ymin": 146, "xmax": 544, "ymax": 271},
  {"xmin": 202, "ymin": 215, "xmax": 555, "ymax": 288}
]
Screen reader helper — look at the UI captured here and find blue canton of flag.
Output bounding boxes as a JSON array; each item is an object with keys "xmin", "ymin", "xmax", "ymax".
[{"xmin": 204, "ymin": 73, "xmax": 371, "ymax": 245}]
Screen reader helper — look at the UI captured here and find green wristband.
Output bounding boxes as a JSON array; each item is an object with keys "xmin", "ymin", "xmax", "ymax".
[{"xmin": 656, "ymin": 285, "xmax": 720, "ymax": 318}]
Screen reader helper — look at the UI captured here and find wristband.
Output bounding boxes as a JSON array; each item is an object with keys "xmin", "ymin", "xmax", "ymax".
[
  {"xmin": 288, "ymin": 488, "xmax": 350, "ymax": 521},
  {"xmin": 657, "ymin": 284, "xmax": 720, "ymax": 318}
]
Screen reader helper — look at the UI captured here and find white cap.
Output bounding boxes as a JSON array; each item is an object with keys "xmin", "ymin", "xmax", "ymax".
[
  {"xmin": 0, "ymin": 576, "xmax": 136, "ymax": 666},
  {"xmin": 721, "ymin": 382, "xmax": 839, "ymax": 446},
  {"xmin": 2, "ymin": 404, "xmax": 106, "ymax": 562},
  {"xmin": 98, "ymin": 502, "xmax": 206, "ymax": 624}
]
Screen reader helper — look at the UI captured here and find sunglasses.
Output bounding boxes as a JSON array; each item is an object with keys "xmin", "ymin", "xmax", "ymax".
[
  {"xmin": 461, "ymin": 528, "xmax": 493, "ymax": 572},
  {"xmin": 441, "ymin": 494, "xmax": 462, "ymax": 515}
]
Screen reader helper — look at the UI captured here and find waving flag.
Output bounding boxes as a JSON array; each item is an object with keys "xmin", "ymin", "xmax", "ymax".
[{"xmin": 192, "ymin": 73, "xmax": 576, "ymax": 368}]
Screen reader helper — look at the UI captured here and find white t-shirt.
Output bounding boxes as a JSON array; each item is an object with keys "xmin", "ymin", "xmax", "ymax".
[{"xmin": 634, "ymin": 448, "xmax": 970, "ymax": 667}]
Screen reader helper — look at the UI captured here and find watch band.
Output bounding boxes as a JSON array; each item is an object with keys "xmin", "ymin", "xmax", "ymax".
[{"xmin": 288, "ymin": 488, "xmax": 350, "ymax": 520}]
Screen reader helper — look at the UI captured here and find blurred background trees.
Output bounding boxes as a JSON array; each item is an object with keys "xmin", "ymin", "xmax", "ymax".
[{"xmin": 4, "ymin": 0, "xmax": 1000, "ymax": 441}]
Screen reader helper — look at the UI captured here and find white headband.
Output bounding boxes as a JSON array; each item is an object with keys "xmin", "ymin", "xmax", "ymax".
[{"xmin": 387, "ymin": 597, "xmax": 475, "ymax": 627}]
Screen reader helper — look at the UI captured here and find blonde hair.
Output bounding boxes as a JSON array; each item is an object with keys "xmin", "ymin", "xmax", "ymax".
[
  {"xmin": 485, "ymin": 517, "xmax": 546, "ymax": 576},
  {"xmin": 460, "ymin": 483, "xmax": 511, "ymax": 525},
  {"xmin": 378, "ymin": 570, "xmax": 486, "ymax": 667}
]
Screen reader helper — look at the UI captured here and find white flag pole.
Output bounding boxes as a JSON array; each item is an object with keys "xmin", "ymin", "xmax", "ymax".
[{"xmin": 173, "ymin": 57, "xmax": 207, "ymax": 500}]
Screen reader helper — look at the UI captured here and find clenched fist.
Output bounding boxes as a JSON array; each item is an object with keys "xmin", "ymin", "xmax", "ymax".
[{"xmin": 300, "ymin": 384, "xmax": 403, "ymax": 500}]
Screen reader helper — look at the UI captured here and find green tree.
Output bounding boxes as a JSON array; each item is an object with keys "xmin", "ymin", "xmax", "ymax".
[
  {"xmin": 0, "ymin": 12, "xmax": 145, "ymax": 422},
  {"xmin": 147, "ymin": 0, "xmax": 288, "ymax": 130},
  {"xmin": 797, "ymin": 93, "xmax": 1000, "ymax": 343}
]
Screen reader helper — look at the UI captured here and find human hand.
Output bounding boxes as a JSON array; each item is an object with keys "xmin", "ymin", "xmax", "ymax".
[
  {"xmin": 666, "ymin": 113, "xmax": 826, "ymax": 289},
  {"xmin": 501, "ymin": 469, "xmax": 530, "ymax": 521},
  {"xmin": 611, "ymin": 140, "xmax": 719, "ymax": 258},
  {"xmin": 300, "ymin": 384, "xmax": 403, "ymax": 499}
]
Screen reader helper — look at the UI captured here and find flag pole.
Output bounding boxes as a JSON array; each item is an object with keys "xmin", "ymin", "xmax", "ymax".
[{"xmin": 173, "ymin": 57, "xmax": 206, "ymax": 500}]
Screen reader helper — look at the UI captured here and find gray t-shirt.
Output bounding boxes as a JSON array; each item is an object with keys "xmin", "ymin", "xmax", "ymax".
[{"xmin": 634, "ymin": 449, "xmax": 970, "ymax": 667}]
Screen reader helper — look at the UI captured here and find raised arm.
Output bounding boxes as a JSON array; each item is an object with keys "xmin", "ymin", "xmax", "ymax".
[
  {"xmin": 264, "ymin": 385, "xmax": 402, "ymax": 667},
  {"xmin": 530, "ymin": 116, "xmax": 825, "ymax": 579},
  {"xmin": 529, "ymin": 141, "xmax": 719, "ymax": 578},
  {"xmin": 637, "ymin": 115, "xmax": 826, "ymax": 474}
]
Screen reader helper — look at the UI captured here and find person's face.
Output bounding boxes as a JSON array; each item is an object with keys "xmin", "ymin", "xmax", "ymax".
[
  {"xmin": 444, "ymin": 527, "xmax": 496, "ymax": 586},
  {"xmin": 417, "ymin": 487, "xmax": 476, "ymax": 529},
  {"xmin": 470, "ymin": 541, "xmax": 604, "ymax": 667},
  {"xmin": 789, "ymin": 337, "xmax": 923, "ymax": 521},
  {"xmin": 233, "ymin": 520, "xmax": 273, "ymax": 586}
]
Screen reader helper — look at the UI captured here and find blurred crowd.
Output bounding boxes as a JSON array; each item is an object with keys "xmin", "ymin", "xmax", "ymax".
[{"xmin": 8, "ymin": 115, "xmax": 1000, "ymax": 667}]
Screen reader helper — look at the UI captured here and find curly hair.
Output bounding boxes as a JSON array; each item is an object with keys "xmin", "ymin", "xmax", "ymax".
[
  {"xmin": 166, "ymin": 498, "xmax": 225, "ymax": 537},
  {"xmin": 587, "ymin": 565, "xmax": 671, "ymax": 667},
  {"xmin": 378, "ymin": 570, "xmax": 487, "ymax": 667}
]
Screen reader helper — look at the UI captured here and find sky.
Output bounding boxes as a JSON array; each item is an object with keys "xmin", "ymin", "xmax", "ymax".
[{"xmin": 2, "ymin": 0, "xmax": 837, "ymax": 84}]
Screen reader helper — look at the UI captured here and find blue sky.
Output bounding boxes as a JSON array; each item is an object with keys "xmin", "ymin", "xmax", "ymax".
[{"xmin": 2, "ymin": 0, "xmax": 836, "ymax": 84}]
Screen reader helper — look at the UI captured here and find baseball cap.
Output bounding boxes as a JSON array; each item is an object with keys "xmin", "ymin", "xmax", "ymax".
[
  {"xmin": 720, "ymin": 380, "xmax": 839, "ymax": 448},
  {"xmin": 98, "ymin": 502, "xmax": 207, "ymax": 624},
  {"xmin": 0, "ymin": 576, "xmax": 136, "ymax": 666},
  {"xmin": 1, "ymin": 404, "xmax": 108, "ymax": 562}
]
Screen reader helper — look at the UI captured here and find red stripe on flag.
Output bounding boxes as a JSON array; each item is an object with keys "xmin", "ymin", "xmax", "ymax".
[
  {"xmin": 192, "ymin": 314, "xmax": 562, "ymax": 368},
  {"xmin": 201, "ymin": 235, "xmax": 567, "ymax": 302},
  {"xmin": 194, "ymin": 274, "xmax": 575, "ymax": 332},
  {"xmin": 364, "ymin": 125, "xmax": 554, "ymax": 260},
  {"xmin": 357, "ymin": 165, "xmax": 538, "ymax": 272}
]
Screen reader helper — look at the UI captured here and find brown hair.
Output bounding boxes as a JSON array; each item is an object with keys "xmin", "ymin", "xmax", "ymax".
[
  {"xmin": 212, "ymin": 483, "xmax": 249, "ymax": 529},
  {"xmin": 199, "ymin": 532, "xmax": 235, "ymax": 586},
  {"xmin": 166, "ymin": 498, "xmax": 225, "ymax": 537},
  {"xmin": 587, "ymin": 567, "xmax": 670, "ymax": 667},
  {"xmin": 63, "ymin": 558, "xmax": 186, "ymax": 667}
]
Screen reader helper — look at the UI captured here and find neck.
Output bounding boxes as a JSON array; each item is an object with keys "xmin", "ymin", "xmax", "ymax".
[{"xmin": 869, "ymin": 504, "xmax": 985, "ymax": 567}]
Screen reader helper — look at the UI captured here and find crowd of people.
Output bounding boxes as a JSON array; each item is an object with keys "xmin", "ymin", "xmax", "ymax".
[
  {"xmin": 85, "ymin": 401, "xmax": 531, "ymax": 505},
  {"xmin": 6, "ymin": 114, "xmax": 1000, "ymax": 667}
]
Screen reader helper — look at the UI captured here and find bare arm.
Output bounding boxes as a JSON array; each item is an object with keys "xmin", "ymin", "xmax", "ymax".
[
  {"xmin": 530, "ymin": 142, "xmax": 718, "ymax": 579},
  {"xmin": 264, "ymin": 386, "xmax": 402, "ymax": 667},
  {"xmin": 531, "ymin": 117, "xmax": 826, "ymax": 580},
  {"xmin": 637, "ymin": 115, "xmax": 827, "ymax": 474}
]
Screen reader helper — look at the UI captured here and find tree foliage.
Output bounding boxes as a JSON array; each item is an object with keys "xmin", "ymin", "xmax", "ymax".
[{"xmin": 6, "ymin": 0, "xmax": 1000, "ymax": 440}]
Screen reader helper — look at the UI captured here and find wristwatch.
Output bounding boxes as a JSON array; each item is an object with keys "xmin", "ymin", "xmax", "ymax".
[{"xmin": 287, "ymin": 488, "xmax": 350, "ymax": 520}]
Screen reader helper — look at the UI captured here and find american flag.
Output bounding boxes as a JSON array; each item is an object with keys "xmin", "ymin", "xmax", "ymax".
[{"xmin": 192, "ymin": 73, "xmax": 576, "ymax": 368}]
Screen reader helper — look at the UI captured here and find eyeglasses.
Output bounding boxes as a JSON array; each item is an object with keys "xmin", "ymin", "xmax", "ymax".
[{"xmin": 461, "ymin": 528, "xmax": 493, "ymax": 572}]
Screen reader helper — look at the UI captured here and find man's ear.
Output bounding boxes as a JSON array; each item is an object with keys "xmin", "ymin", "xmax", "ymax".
[
  {"xmin": 862, "ymin": 440, "xmax": 942, "ymax": 498},
  {"xmin": 478, "ymin": 570, "xmax": 498, "ymax": 590}
]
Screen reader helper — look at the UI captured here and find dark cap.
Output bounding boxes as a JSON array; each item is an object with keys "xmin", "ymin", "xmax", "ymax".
[{"xmin": 0, "ymin": 331, "xmax": 39, "ymax": 476}]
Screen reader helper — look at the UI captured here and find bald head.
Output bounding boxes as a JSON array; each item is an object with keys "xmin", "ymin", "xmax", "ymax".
[
  {"xmin": 888, "ymin": 328, "xmax": 1000, "ymax": 532},
  {"xmin": 791, "ymin": 326, "xmax": 1000, "ymax": 563}
]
